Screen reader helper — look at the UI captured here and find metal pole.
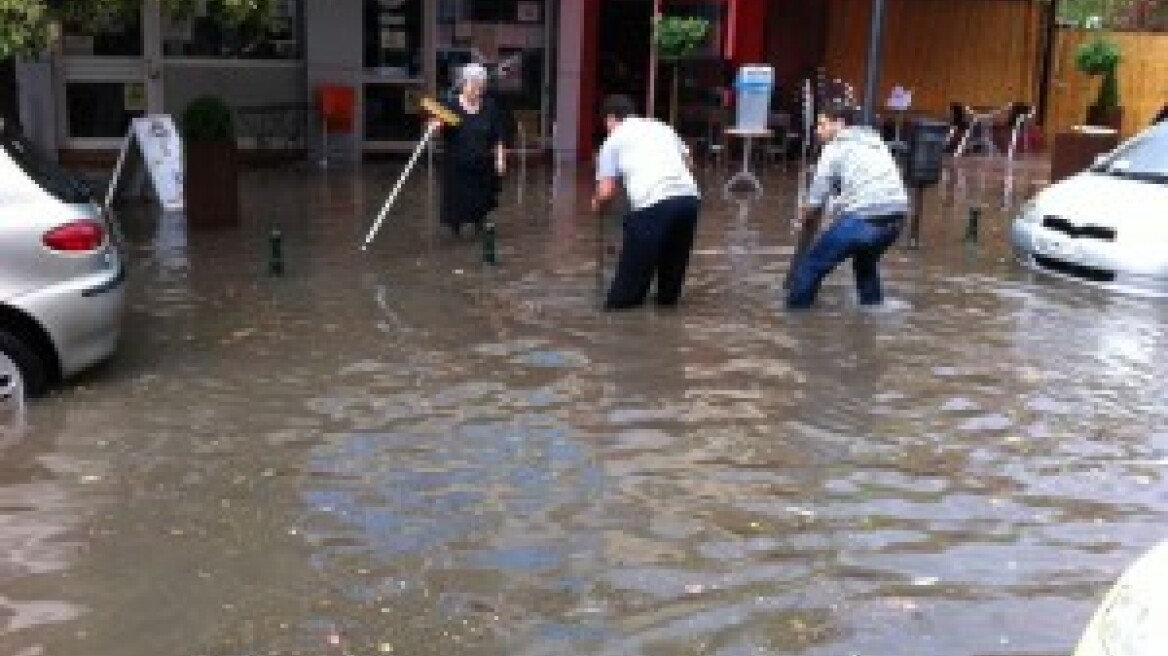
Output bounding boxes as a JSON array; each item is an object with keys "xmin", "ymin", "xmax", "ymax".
[
  {"xmin": 647, "ymin": 0, "xmax": 662, "ymax": 117},
  {"xmin": 907, "ymin": 186, "xmax": 923, "ymax": 249},
  {"xmin": 861, "ymin": 0, "xmax": 888, "ymax": 126},
  {"xmin": 1037, "ymin": 0, "xmax": 1059, "ymax": 126}
]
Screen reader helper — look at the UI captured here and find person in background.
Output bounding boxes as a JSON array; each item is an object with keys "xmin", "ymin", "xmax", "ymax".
[
  {"xmin": 591, "ymin": 95, "xmax": 702, "ymax": 311},
  {"xmin": 433, "ymin": 63, "xmax": 507, "ymax": 238},
  {"xmin": 785, "ymin": 102, "xmax": 908, "ymax": 310}
]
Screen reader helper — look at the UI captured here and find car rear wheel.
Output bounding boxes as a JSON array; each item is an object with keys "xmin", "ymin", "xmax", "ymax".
[{"xmin": 0, "ymin": 329, "xmax": 49, "ymax": 401}]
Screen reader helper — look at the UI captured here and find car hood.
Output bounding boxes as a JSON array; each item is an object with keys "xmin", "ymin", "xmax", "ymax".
[{"xmin": 1035, "ymin": 172, "xmax": 1168, "ymax": 234}]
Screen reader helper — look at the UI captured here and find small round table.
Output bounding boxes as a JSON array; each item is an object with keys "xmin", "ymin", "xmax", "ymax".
[{"xmin": 723, "ymin": 128, "xmax": 773, "ymax": 195}]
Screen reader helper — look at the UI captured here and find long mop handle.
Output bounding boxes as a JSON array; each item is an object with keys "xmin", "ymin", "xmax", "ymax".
[{"xmin": 361, "ymin": 122, "xmax": 441, "ymax": 251}]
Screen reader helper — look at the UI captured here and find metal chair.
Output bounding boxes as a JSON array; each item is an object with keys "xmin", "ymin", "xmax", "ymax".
[
  {"xmin": 946, "ymin": 102, "xmax": 972, "ymax": 154},
  {"xmin": 763, "ymin": 111, "xmax": 800, "ymax": 169},
  {"xmin": 1005, "ymin": 102, "xmax": 1036, "ymax": 161},
  {"xmin": 704, "ymin": 107, "xmax": 729, "ymax": 170},
  {"xmin": 958, "ymin": 103, "xmax": 1013, "ymax": 158}
]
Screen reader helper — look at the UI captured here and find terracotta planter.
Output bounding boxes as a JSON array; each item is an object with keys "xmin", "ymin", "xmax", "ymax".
[
  {"xmin": 1086, "ymin": 105, "xmax": 1124, "ymax": 132},
  {"xmin": 185, "ymin": 141, "xmax": 240, "ymax": 228}
]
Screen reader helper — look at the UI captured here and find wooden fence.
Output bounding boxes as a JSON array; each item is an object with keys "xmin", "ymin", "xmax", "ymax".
[
  {"xmin": 1047, "ymin": 30, "xmax": 1168, "ymax": 138},
  {"xmin": 823, "ymin": 0, "xmax": 1043, "ymax": 120},
  {"xmin": 820, "ymin": 1, "xmax": 1167, "ymax": 140}
]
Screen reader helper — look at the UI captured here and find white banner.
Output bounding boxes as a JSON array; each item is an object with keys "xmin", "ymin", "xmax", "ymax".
[{"xmin": 131, "ymin": 115, "xmax": 184, "ymax": 212}]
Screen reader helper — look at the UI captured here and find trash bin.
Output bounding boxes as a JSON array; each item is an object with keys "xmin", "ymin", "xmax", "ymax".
[
  {"xmin": 905, "ymin": 118, "xmax": 949, "ymax": 188},
  {"xmin": 733, "ymin": 65, "xmax": 774, "ymax": 131}
]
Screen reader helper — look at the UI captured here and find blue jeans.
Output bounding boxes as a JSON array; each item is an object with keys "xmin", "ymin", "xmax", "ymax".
[
  {"xmin": 606, "ymin": 196, "xmax": 701, "ymax": 310},
  {"xmin": 785, "ymin": 213, "xmax": 903, "ymax": 309}
]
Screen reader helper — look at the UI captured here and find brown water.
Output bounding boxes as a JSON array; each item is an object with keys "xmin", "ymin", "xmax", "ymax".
[{"xmin": 2, "ymin": 158, "xmax": 1166, "ymax": 656}]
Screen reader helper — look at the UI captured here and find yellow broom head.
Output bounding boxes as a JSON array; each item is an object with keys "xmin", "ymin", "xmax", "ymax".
[{"xmin": 420, "ymin": 97, "xmax": 461, "ymax": 127}]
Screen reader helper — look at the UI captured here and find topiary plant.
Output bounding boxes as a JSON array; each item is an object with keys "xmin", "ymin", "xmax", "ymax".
[
  {"xmin": 654, "ymin": 15, "xmax": 709, "ymax": 61},
  {"xmin": 653, "ymin": 16, "xmax": 710, "ymax": 126},
  {"xmin": 1074, "ymin": 36, "xmax": 1122, "ymax": 112},
  {"xmin": 181, "ymin": 95, "xmax": 235, "ymax": 143}
]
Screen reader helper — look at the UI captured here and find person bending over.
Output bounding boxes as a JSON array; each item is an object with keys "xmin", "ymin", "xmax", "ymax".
[
  {"xmin": 786, "ymin": 102, "xmax": 908, "ymax": 309},
  {"xmin": 591, "ymin": 95, "xmax": 702, "ymax": 310}
]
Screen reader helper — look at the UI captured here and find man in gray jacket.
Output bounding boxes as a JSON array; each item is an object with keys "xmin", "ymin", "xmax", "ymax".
[{"xmin": 786, "ymin": 102, "xmax": 908, "ymax": 309}]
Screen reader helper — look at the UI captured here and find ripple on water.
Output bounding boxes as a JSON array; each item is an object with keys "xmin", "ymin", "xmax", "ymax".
[{"xmin": 42, "ymin": 170, "xmax": 1168, "ymax": 656}]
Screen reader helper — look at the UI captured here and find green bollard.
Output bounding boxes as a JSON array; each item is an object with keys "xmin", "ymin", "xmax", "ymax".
[
  {"xmin": 481, "ymin": 221, "xmax": 497, "ymax": 265},
  {"xmin": 964, "ymin": 205, "xmax": 982, "ymax": 243},
  {"xmin": 268, "ymin": 227, "xmax": 284, "ymax": 276}
]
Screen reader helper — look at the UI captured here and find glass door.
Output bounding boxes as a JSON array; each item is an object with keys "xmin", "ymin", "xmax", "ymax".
[
  {"xmin": 362, "ymin": 0, "xmax": 429, "ymax": 151},
  {"xmin": 56, "ymin": 1, "xmax": 164, "ymax": 150}
]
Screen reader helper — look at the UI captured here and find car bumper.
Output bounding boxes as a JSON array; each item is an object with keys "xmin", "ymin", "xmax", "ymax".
[
  {"xmin": 13, "ymin": 262, "xmax": 126, "ymax": 378},
  {"xmin": 1011, "ymin": 222, "xmax": 1168, "ymax": 296}
]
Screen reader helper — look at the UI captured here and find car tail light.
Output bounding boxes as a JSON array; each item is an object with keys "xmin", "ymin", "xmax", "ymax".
[{"xmin": 43, "ymin": 220, "xmax": 105, "ymax": 253}]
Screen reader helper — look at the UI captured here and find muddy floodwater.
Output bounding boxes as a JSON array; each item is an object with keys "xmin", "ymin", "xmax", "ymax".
[{"xmin": 2, "ymin": 159, "xmax": 1166, "ymax": 656}]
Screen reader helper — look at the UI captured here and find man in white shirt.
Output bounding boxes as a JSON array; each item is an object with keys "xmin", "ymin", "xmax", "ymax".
[{"xmin": 591, "ymin": 95, "xmax": 702, "ymax": 310}]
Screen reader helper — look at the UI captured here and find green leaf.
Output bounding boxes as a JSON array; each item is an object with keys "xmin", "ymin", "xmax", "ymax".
[
  {"xmin": 181, "ymin": 95, "xmax": 235, "ymax": 142},
  {"xmin": 1074, "ymin": 37, "xmax": 1121, "ymax": 77},
  {"xmin": 654, "ymin": 15, "xmax": 710, "ymax": 61},
  {"xmin": 0, "ymin": 0, "xmax": 277, "ymax": 57},
  {"xmin": 1073, "ymin": 36, "xmax": 1122, "ymax": 109}
]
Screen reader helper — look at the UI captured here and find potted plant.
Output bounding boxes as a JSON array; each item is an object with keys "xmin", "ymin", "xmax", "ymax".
[
  {"xmin": 182, "ymin": 95, "xmax": 240, "ymax": 228},
  {"xmin": 653, "ymin": 15, "xmax": 709, "ymax": 126},
  {"xmin": 1074, "ymin": 36, "xmax": 1123, "ymax": 130}
]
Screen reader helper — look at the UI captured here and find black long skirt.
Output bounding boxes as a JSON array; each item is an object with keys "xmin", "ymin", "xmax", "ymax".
[{"xmin": 440, "ymin": 161, "xmax": 500, "ymax": 232}]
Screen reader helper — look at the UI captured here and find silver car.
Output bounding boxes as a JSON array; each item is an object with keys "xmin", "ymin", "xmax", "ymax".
[
  {"xmin": 1, "ymin": 126, "xmax": 125, "ymax": 407},
  {"xmin": 1011, "ymin": 121, "xmax": 1168, "ymax": 295}
]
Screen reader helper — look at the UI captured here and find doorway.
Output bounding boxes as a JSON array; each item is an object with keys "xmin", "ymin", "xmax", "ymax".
[
  {"xmin": 597, "ymin": 0, "xmax": 653, "ymax": 111},
  {"xmin": 56, "ymin": 2, "xmax": 164, "ymax": 151}
]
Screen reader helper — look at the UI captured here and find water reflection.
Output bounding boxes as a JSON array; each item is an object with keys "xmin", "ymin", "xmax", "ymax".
[
  {"xmin": 1, "ymin": 159, "xmax": 1165, "ymax": 656},
  {"xmin": 0, "ymin": 405, "xmax": 94, "ymax": 654}
]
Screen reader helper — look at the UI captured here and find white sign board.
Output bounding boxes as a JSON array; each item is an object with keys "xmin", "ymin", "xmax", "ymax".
[
  {"xmin": 105, "ymin": 115, "xmax": 184, "ymax": 213},
  {"xmin": 132, "ymin": 116, "xmax": 184, "ymax": 211}
]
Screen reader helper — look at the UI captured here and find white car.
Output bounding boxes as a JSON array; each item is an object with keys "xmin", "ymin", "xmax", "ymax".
[
  {"xmin": 1074, "ymin": 539, "xmax": 1168, "ymax": 656},
  {"xmin": 1011, "ymin": 121, "xmax": 1168, "ymax": 294},
  {"xmin": 1, "ymin": 125, "xmax": 125, "ymax": 405}
]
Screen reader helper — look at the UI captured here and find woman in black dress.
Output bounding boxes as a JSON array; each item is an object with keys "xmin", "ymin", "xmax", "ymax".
[{"xmin": 435, "ymin": 63, "xmax": 507, "ymax": 237}]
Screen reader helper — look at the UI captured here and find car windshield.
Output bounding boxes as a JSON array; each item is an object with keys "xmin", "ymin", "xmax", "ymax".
[
  {"xmin": 1, "ymin": 131, "xmax": 92, "ymax": 204},
  {"xmin": 1094, "ymin": 125, "xmax": 1168, "ymax": 182}
]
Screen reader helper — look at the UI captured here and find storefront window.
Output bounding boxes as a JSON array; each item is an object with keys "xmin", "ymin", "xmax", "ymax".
[
  {"xmin": 60, "ymin": 12, "xmax": 143, "ymax": 57},
  {"xmin": 364, "ymin": 0, "xmax": 424, "ymax": 77},
  {"xmin": 65, "ymin": 82, "xmax": 144, "ymax": 139},
  {"xmin": 162, "ymin": 0, "xmax": 303, "ymax": 59},
  {"xmin": 365, "ymin": 84, "xmax": 424, "ymax": 142}
]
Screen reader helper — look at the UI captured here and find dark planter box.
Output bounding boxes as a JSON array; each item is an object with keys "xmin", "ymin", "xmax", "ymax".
[
  {"xmin": 1050, "ymin": 129, "xmax": 1120, "ymax": 183},
  {"xmin": 1086, "ymin": 105, "xmax": 1124, "ymax": 132},
  {"xmin": 185, "ymin": 142, "xmax": 240, "ymax": 228}
]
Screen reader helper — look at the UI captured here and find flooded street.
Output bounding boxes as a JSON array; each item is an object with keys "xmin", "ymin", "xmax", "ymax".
[{"xmin": 2, "ymin": 157, "xmax": 1166, "ymax": 656}]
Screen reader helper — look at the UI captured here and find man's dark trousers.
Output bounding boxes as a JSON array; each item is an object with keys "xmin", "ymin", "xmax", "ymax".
[
  {"xmin": 606, "ymin": 195, "xmax": 701, "ymax": 310},
  {"xmin": 785, "ymin": 213, "xmax": 903, "ymax": 309}
]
